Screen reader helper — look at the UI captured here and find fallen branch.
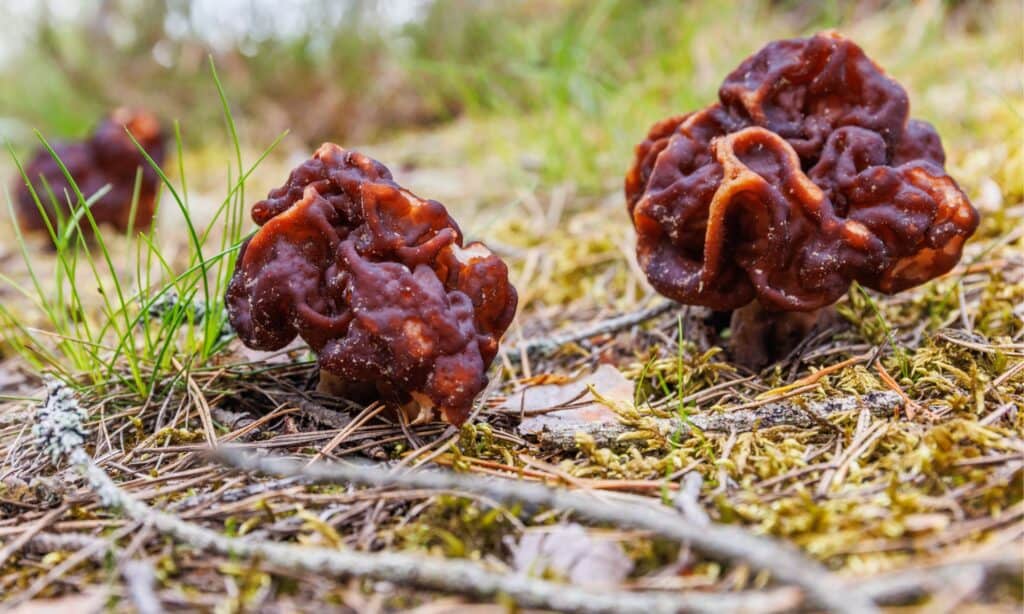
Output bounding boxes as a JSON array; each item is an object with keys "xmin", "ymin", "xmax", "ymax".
[
  {"xmin": 216, "ymin": 448, "xmax": 878, "ymax": 614},
  {"xmin": 529, "ymin": 391, "xmax": 903, "ymax": 450},
  {"xmin": 0, "ymin": 504, "xmax": 68, "ymax": 567},
  {"xmin": 507, "ymin": 301, "xmax": 675, "ymax": 360},
  {"xmin": 25, "ymin": 531, "xmax": 109, "ymax": 556},
  {"xmin": 169, "ymin": 475, "xmax": 308, "ymax": 512},
  {"xmin": 6, "ymin": 523, "xmax": 138, "ymax": 608},
  {"xmin": 77, "ymin": 449, "xmax": 802, "ymax": 614},
  {"xmin": 35, "ymin": 381, "xmax": 806, "ymax": 614},
  {"xmin": 287, "ymin": 395, "xmax": 353, "ymax": 429},
  {"xmin": 856, "ymin": 551, "xmax": 1023, "ymax": 604},
  {"xmin": 123, "ymin": 560, "xmax": 162, "ymax": 614}
]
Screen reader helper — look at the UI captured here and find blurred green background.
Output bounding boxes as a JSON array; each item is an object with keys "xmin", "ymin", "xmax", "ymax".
[{"xmin": 0, "ymin": 0, "xmax": 1020, "ymax": 199}]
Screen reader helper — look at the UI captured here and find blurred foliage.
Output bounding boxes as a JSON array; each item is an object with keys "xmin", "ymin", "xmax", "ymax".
[
  {"xmin": 0, "ymin": 0, "xmax": 1019, "ymax": 196},
  {"xmin": 0, "ymin": 1, "xmax": 400, "ymax": 146}
]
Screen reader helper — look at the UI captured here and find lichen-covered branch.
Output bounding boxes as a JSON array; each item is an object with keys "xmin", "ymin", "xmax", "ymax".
[
  {"xmin": 36, "ymin": 380, "xmax": 802, "ymax": 614},
  {"xmin": 216, "ymin": 448, "xmax": 878, "ymax": 614},
  {"xmin": 856, "ymin": 552, "xmax": 1023, "ymax": 604},
  {"xmin": 72, "ymin": 447, "xmax": 802, "ymax": 614}
]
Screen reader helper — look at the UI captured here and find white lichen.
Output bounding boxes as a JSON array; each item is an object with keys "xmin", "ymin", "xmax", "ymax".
[{"xmin": 33, "ymin": 377, "xmax": 89, "ymax": 464}]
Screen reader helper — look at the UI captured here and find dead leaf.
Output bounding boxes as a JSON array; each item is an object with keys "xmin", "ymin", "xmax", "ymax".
[
  {"xmin": 506, "ymin": 523, "xmax": 633, "ymax": 586},
  {"xmin": 505, "ymin": 364, "xmax": 634, "ymax": 436}
]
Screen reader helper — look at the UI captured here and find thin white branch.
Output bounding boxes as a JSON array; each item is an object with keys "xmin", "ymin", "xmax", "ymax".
[
  {"xmin": 68, "ymin": 447, "xmax": 800, "ymax": 614},
  {"xmin": 215, "ymin": 449, "xmax": 878, "ymax": 614},
  {"xmin": 123, "ymin": 560, "xmax": 163, "ymax": 614},
  {"xmin": 855, "ymin": 552, "xmax": 1023, "ymax": 604}
]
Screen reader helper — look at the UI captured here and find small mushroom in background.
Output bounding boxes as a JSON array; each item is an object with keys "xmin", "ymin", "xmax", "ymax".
[
  {"xmin": 626, "ymin": 31, "xmax": 979, "ymax": 369},
  {"xmin": 227, "ymin": 143, "xmax": 518, "ymax": 426},
  {"xmin": 14, "ymin": 108, "xmax": 166, "ymax": 240}
]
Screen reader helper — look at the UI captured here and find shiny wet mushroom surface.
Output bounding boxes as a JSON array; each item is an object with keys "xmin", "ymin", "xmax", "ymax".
[
  {"xmin": 626, "ymin": 32, "xmax": 980, "ymax": 366},
  {"xmin": 227, "ymin": 143, "xmax": 518, "ymax": 425}
]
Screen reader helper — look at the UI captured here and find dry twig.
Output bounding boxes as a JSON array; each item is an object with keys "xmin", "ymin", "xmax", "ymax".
[
  {"xmin": 507, "ymin": 300, "xmax": 675, "ymax": 360},
  {"xmin": 527, "ymin": 391, "xmax": 903, "ymax": 450}
]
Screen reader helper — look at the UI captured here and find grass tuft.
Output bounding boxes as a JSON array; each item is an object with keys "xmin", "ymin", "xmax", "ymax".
[{"xmin": 0, "ymin": 63, "xmax": 284, "ymax": 399}]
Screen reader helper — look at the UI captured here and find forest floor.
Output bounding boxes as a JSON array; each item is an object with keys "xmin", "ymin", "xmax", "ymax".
[{"xmin": 0, "ymin": 3, "xmax": 1022, "ymax": 612}]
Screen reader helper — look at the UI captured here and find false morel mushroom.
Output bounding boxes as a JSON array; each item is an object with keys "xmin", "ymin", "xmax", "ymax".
[
  {"xmin": 626, "ymin": 32, "xmax": 979, "ymax": 366},
  {"xmin": 15, "ymin": 108, "xmax": 166, "ymax": 238},
  {"xmin": 227, "ymin": 144, "xmax": 518, "ymax": 425}
]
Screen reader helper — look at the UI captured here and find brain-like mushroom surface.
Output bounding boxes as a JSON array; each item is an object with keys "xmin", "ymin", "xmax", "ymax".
[
  {"xmin": 626, "ymin": 32, "xmax": 979, "ymax": 312},
  {"xmin": 15, "ymin": 108, "xmax": 165, "ymax": 238},
  {"xmin": 227, "ymin": 144, "xmax": 518, "ymax": 425}
]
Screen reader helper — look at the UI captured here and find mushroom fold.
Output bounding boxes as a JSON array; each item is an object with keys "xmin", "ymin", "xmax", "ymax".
[
  {"xmin": 227, "ymin": 144, "xmax": 517, "ymax": 425},
  {"xmin": 626, "ymin": 32, "xmax": 979, "ymax": 312}
]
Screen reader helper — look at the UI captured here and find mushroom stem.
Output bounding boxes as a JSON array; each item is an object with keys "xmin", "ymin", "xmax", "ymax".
[
  {"xmin": 317, "ymin": 371, "xmax": 439, "ymax": 424},
  {"xmin": 316, "ymin": 370, "xmax": 348, "ymax": 396},
  {"xmin": 316, "ymin": 370, "xmax": 377, "ymax": 403},
  {"xmin": 728, "ymin": 302, "xmax": 837, "ymax": 370}
]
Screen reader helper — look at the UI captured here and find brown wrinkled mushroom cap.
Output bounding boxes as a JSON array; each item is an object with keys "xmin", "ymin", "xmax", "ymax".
[
  {"xmin": 14, "ymin": 108, "xmax": 166, "ymax": 238},
  {"xmin": 626, "ymin": 32, "xmax": 979, "ymax": 313},
  {"xmin": 227, "ymin": 144, "xmax": 518, "ymax": 425}
]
